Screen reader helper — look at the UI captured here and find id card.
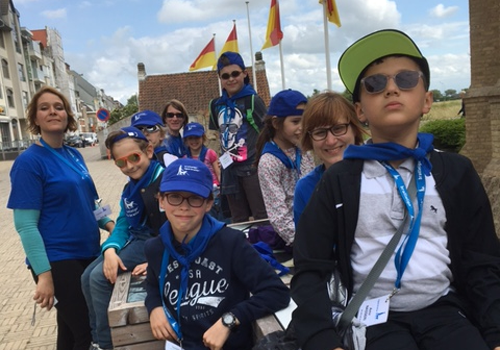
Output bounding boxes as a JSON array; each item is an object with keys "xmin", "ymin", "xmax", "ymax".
[
  {"xmin": 219, "ymin": 152, "xmax": 234, "ymax": 169},
  {"xmin": 357, "ymin": 294, "xmax": 390, "ymax": 327},
  {"xmin": 165, "ymin": 340, "xmax": 183, "ymax": 350},
  {"xmin": 93, "ymin": 204, "xmax": 112, "ymax": 221}
]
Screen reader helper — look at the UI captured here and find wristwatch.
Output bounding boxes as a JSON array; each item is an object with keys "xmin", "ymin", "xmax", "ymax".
[{"xmin": 221, "ymin": 312, "xmax": 237, "ymax": 330}]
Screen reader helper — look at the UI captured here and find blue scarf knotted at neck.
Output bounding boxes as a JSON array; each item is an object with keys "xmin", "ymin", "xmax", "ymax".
[
  {"xmin": 215, "ymin": 84, "xmax": 256, "ymax": 124},
  {"xmin": 160, "ymin": 215, "xmax": 225, "ymax": 309},
  {"xmin": 121, "ymin": 160, "xmax": 162, "ymax": 228},
  {"xmin": 343, "ymin": 133, "xmax": 434, "ymax": 176},
  {"xmin": 186, "ymin": 145, "xmax": 208, "ymax": 163},
  {"xmin": 262, "ymin": 141, "xmax": 298, "ymax": 170}
]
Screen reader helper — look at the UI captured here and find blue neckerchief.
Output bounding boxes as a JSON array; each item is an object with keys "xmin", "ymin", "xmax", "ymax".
[
  {"xmin": 262, "ymin": 141, "xmax": 302, "ymax": 177},
  {"xmin": 166, "ymin": 135, "xmax": 187, "ymax": 158},
  {"xmin": 40, "ymin": 138, "xmax": 99, "ymax": 201},
  {"xmin": 121, "ymin": 160, "xmax": 161, "ymax": 229},
  {"xmin": 215, "ymin": 84, "xmax": 256, "ymax": 149},
  {"xmin": 381, "ymin": 161, "xmax": 426, "ymax": 290},
  {"xmin": 158, "ymin": 215, "xmax": 225, "ymax": 341},
  {"xmin": 344, "ymin": 133, "xmax": 434, "ymax": 176},
  {"xmin": 186, "ymin": 145, "xmax": 208, "ymax": 163}
]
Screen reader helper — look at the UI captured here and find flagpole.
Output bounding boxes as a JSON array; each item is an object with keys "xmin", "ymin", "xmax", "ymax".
[
  {"xmin": 278, "ymin": 41, "xmax": 285, "ymax": 89},
  {"xmin": 322, "ymin": 0, "xmax": 332, "ymax": 90},
  {"xmin": 245, "ymin": 1, "xmax": 258, "ymax": 92},
  {"xmin": 213, "ymin": 32, "xmax": 222, "ymax": 96}
]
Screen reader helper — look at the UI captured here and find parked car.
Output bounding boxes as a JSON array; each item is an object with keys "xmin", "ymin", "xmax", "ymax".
[
  {"xmin": 65, "ymin": 135, "xmax": 85, "ymax": 148},
  {"xmin": 81, "ymin": 132, "xmax": 98, "ymax": 146}
]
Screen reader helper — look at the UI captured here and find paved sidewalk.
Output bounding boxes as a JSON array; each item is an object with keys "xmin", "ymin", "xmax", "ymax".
[{"xmin": 0, "ymin": 146, "xmax": 124, "ymax": 350}]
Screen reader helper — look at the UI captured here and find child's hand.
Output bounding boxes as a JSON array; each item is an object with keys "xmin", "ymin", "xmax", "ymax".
[
  {"xmin": 131, "ymin": 263, "xmax": 147, "ymax": 276},
  {"xmin": 150, "ymin": 307, "xmax": 179, "ymax": 342},
  {"xmin": 202, "ymin": 318, "xmax": 231, "ymax": 350},
  {"xmin": 103, "ymin": 248, "xmax": 127, "ymax": 283}
]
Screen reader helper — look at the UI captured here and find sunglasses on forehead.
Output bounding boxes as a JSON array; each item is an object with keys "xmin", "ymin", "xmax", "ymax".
[
  {"xmin": 220, "ymin": 70, "xmax": 243, "ymax": 80},
  {"xmin": 114, "ymin": 153, "xmax": 141, "ymax": 168},
  {"xmin": 361, "ymin": 70, "xmax": 424, "ymax": 95},
  {"xmin": 165, "ymin": 112, "xmax": 184, "ymax": 119},
  {"xmin": 137, "ymin": 125, "xmax": 160, "ymax": 134}
]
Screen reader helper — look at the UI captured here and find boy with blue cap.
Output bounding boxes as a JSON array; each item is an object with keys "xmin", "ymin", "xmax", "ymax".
[
  {"xmin": 208, "ymin": 51, "xmax": 267, "ymax": 223},
  {"xmin": 291, "ymin": 29, "xmax": 500, "ymax": 350},
  {"xmin": 82, "ymin": 126, "xmax": 167, "ymax": 350},
  {"xmin": 144, "ymin": 158, "xmax": 290, "ymax": 350},
  {"xmin": 131, "ymin": 110, "xmax": 177, "ymax": 167}
]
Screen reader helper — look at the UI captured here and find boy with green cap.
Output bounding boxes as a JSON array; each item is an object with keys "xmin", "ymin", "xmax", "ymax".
[{"xmin": 291, "ymin": 29, "xmax": 500, "ymax": 350}]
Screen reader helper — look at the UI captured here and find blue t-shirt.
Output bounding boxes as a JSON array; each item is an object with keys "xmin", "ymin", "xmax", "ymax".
[
  {"xmin": 8, "ymin": 144, "xmax": 101, "ymax": 262},
  {"xmin": 293, "ymin": 165, "xmax": 325, "ymax": 228}
]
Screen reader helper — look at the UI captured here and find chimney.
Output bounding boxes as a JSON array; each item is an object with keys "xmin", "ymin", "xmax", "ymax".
[
  {"xmin": 255, "ymin": 51, "xmax": 265, "ymax": 72},
  {"xmin": 137, "ymin": 62, "xmax": 146, "ymax": 81}
]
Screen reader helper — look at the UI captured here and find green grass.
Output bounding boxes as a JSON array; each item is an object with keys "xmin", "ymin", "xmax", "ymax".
[{"xmin": 423, "ymin": 99, "xmax": 461, "ymax": 121}]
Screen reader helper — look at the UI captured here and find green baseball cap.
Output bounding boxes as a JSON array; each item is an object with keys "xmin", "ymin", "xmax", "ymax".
[{"xmin": 338, "ymin": 29, "xmax": 430, "ymax": 101}]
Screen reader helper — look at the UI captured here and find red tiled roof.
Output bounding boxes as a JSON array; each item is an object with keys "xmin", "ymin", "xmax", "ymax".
[{"xmin": 138, "ymin": 66, "xmax": 271, "ymax": 121}]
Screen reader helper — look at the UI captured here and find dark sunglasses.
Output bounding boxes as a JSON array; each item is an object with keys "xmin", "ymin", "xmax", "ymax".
[
  {"xmin": 309, "ymin": 123, "xmax": 350, "ymax": 141},
  {"xmin": 166, "ymin": 112, "xmax": 184, "ymax": 119},
  {"xmin": 361, "ymin": 70, "xmax": 423, "ymax": 94},
  {"xmin": 114, "ymin": 153, "xmax": 141, "ymax": 168},
  {"xmin": 137, "ymin": 125, "xmax": 160, "ymax": 134},
  {"xmin": 162, "ymin": 193, "xmax": 206, "ymax": 208},
  {"xmin": 220, "ymin": 70, "xmax": 243, "ymax": 80}
]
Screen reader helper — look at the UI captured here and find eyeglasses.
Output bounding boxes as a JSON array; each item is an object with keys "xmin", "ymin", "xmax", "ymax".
[
  {"xmin": 220, "ymin": 123, "xmax": 239, "ymax": 133},
  {"xmin": 220, "ymin": 70, "xmax": 243, "ymax": 80},
  {"xmin": 114, "ymin": 153, "xmax": 141, "ymax": 168},
  {"xmin": 309, "ymin": 124, "xmax": 350, "ymax": 141},
  {"xmin": 163, "ymin": 193, "xmax": 206, "ymax": 208},
  {"xmin": 137, "ymin": 125, "xmax": 160, "ymax": 134},
  {"xmin": 166, "ymin": 112, "xmax": 184, "ymax": 119},
  {"xmin": 361, "ymin": 71, "xmax": 423, "ymax": 94}
]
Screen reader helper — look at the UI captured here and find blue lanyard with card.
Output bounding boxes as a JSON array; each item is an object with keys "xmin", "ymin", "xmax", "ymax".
[
  {"xmin": 159, "ymin": 250, "xmax": 183, "ymax": 345},
  {"xmin": 381, "ymin": 160, "xmax": 426, "ymax": 290},
  {"xmin": 40, "ymin": 138, "xmax": 111, "ymax": 220}
]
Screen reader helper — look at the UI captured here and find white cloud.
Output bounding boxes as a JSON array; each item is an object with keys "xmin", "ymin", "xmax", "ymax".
[
  {"xmin": 41, "ymin": 8, "xmax": 67, "ymax": 19},
  {"xmin": 79, "ymin": 1, "xmax": 92, "ymax": 9},
  {"xmin": 430, "ymin": 4, "xmax": 459, "ymax": 18}
]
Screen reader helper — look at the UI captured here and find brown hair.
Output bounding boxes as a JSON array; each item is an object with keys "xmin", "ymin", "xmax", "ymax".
[
  {"xmin": 105, "ymin": 129, "xmax": 150, "ymax": 159},
  {"xmin": 300, "ymin": 91, "xmax": 367, "ymax": 152},
  {"xmin": 26, "ymin": 86, "xmax": 78, "ymax": 135},
  {"xmin": 254, "ymin": 116, "xmax": 285, "ymax": 167},
  {"xmin": 161, "ymin": 99, "xmax": 189, "ymax": 128}
]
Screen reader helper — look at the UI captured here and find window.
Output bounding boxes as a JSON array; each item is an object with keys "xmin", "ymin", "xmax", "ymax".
[
  {"xmin": 2, "ymin": 59, "xmax": 9, "ymax": 79},
  {"xmin": 18, "ymin": 63, "xmax": 25, "ymax": 81},
  {"xmin": 22, "ymin": 91, "xmax": 28, "ymax": 109},
  {"xmin": 7, "ymin": 89, "xmax": 14, "ymax": 108},
  {"xmin": 0, "ymin": 32, "xmax": 4, "ymax": 48}
]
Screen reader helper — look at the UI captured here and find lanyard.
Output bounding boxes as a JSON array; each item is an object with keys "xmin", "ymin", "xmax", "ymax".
[
  {"xmin": 40, "ymin": 138, "xmax": 99, "ymax": 201},
  {"xmin": 159, "ymin": 250, "xmax": 182, "ymax": 342},
  {"xmin": 381, "ymin": 161, "xmax": 426, "ymax": 290}
]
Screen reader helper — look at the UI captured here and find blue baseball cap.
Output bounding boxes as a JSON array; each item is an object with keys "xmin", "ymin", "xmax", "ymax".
[
  {"xmin": 183, "ymin": 122, "xmax": 205, "ymax": 138},
  {"xmin": 217, "ymin": 51, "xmax": 250, "ymax": 84},
  {"xmin": 267, "ymin": 89, "xmax": 308, "ymax": 118},
  {"xmin": 160, "ymin": 158, "xmax": 213, "ymax": 198},
  {"xmin": 131, "ymin": 110, "xmax": 164, "ymax": 127},
  {"xmin": 111, "ymin": 126, "xmax": 149, "ymax": 145}
]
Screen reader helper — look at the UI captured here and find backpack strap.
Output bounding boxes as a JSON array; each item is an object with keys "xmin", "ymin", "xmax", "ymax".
[
  {"xmin": 208, "ymin": 99, "xmax": 217, "ymax": 128},
  {"xmin": 245, "ymin": 94, "xmax": 260, "ymax": 133}
]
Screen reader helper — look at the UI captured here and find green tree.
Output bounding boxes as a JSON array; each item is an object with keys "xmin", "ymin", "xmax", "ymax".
[
  {"xmin": 431, "ymin": 89, "xmax": 443, "ymax": 101},
  {"xmin": 107, "ymin": 94, "xmax": 138, "ymax": 125},
  {"xmin": 444, "ymin": 89, "xmax": 457, "ymax": 100},
  {"xmin": 307, "ymin": 89, "xmax": 321, "ymax": 99},
  {"xmin": 341, "ymin": 89, "xmax": 353, "ymax": 103}
]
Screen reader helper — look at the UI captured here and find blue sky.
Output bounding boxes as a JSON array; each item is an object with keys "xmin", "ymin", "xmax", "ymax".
[{"xmin": 15, "ymin": 0, "xmax": 470, "ymax": 103}]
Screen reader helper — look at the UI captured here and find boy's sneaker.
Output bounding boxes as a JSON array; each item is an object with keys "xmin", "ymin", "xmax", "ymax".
[{"xmin": 89, "ymin": 344, "xmax": 113, "ymax": 350}]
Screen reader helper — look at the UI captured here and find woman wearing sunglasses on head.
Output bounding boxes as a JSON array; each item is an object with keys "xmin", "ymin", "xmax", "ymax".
[
  {"xmin": 161, "ymin": 99, "xmax": 189, "ymax": 158},
  {"xmin": 81, "ymin": 126, "xmax": 167, "ymax": 350},
  {"xmin": 7, "ymin": 86, "xmax": 115, "ymax": 350},
  {"xmin": 293, "ymin": 91, "xmax": 367, "ymax": 226},
  {"xmin": 131, "ymin": 110, "xmax": 178, "ymax": 167}
]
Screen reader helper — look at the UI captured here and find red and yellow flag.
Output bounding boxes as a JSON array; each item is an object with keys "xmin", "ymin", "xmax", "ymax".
[
  {"xmin": 219, "ymin": 22, "xmax": 239, "ymax": 55},
  {"xmin": 320, "ymin": 0, "xmax": 341, "ymax": 27},
  {"xmin": 261, "ymin": 0, "xmax": 283, "ymax": 50},
  {"xmin": 189, "ymin": 37, "xmax": 216, "ymax": 71}
]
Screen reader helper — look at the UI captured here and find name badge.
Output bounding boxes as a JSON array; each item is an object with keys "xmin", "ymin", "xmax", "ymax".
[
  {"xmin": 357, "ymin": 294, "xmax": 390, "ymax": 327},
  {"xmin": 219, "ymin": 152, "xmax": 234, "ymax": 169},
  {"xmin": 93, "ymin": 204, "xmax": 112, "ymax": 221},
  {"xmin": 165, "ymin": 340, "xmax": 183, "ymax": 350}
]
